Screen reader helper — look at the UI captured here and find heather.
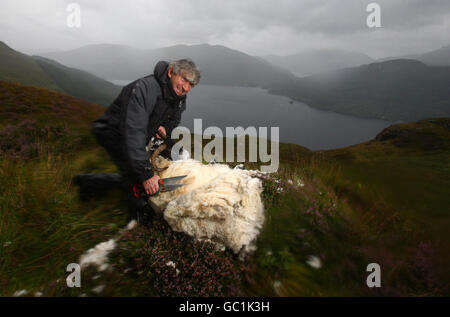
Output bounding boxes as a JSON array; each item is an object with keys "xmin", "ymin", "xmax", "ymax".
[{"xmin": 1, "ymin": 81, "xmax": 449, "ymax": 296}]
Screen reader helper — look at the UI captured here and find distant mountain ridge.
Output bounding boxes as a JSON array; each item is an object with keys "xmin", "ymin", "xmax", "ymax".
[
  {"xmin": 377, "ymin": 44, "xmax": 450, "ymax": 67},
  {"xmin": 262, "ymin": 49, "xmax": 374, "ymax": 77},
  {"xmin": 33, "ymin": 56, "xmax": 121, "ymax": 107},
  {"xmin": 271, "ymin": 59, "xmax": 450, "ymax": 122},
  {"xmin": 41, "ymin": 43, "xmax": 297, "ymax": 88},
  {"xmin": 19, "ymin": 41, "xmax": 450, "ymax": 122},
  {"xmin": 0, "ymin": 41, "xmax": 121, "ymax": 106}
]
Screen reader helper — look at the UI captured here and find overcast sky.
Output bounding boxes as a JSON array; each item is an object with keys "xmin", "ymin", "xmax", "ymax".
[{"xmin": 0, "ymin": 0, "xmax": 449, "ymax": 59}]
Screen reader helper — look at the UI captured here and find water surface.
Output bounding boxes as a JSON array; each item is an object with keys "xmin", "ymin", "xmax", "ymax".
[{"xmin": 109, "ymin": 80, "xmax": 393, "ymax": 150}]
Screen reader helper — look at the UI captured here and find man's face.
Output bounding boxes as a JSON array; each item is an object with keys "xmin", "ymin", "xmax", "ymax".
[{"xmin": 168, "ymin": 67, "xmax": 193, "ymax": 96}]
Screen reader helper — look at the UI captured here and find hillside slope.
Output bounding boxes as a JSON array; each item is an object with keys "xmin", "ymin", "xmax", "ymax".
[
  {"xmin": 42, "ymin": 43, "xmax": 297, "ymax": 88},
  {"xmin": 33, "ymin": 56, "xmax": 121, "ymax": 106},
  {"xmin": 271, "ymin": 59, "xmax": 450, "ymax": 122},
  {"xmin": 379, "ymin": 44, "xmax": 450, "ymax": 67},
  {"xmin": 319, "ymin": 117, "xmax": 450, "ymax": 239},
  {"xmin": 263, "ymin": 49, "xmax": 374, "ymax": 77},
  {"xmin": 1, "ymin": 82, "xmax": 448, "ymax": 296},
  {"xmin": 0, "ymin": 80, "xmax": 104, "ymax": 159},
  {"xmin": 0, "ymin": 41, "xmax": 120, "ymax": 106},
  {"xmin": 0, "ymin": 42, "xmax": 61, "ymax": 92}
]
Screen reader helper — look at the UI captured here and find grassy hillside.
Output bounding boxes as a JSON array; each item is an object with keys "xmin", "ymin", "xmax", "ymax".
[
  {"xmin": 33, "ymin": 56, "xmax": 121, "ymax": 107},
  {"xmin": 0, "ymin": 81, "xmax": 448, "ymax": 296},
  {"xmin": 0, "ymin": 42, "xmax": 61, "ymax": 92},
  {"xmin": 317, "ymin": 118, "xmax": 450, "ymax": 243},
  {"xmin": 0, "ymin": 41, "xmax": 120, "ymax": 106}
]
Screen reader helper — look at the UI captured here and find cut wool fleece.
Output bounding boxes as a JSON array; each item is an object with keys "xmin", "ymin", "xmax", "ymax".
[{"xmin": 149, "ymin": 157, "xmax": 265, "ymax": 256}]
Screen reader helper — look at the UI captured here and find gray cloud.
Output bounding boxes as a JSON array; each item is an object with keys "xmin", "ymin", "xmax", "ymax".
[{"xmin": 0, "ymin": 0, "xmax": 449, "ymax": 58}]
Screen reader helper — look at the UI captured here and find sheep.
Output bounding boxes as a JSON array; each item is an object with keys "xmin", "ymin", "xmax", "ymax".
[{"xmin": 147, "ymin": 147, "xmax": 265, "ymax": 258}]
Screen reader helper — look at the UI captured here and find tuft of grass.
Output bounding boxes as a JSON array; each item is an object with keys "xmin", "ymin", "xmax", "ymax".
[{"xmin": 0, "ymin": 147, "xmax": 129, "ymax": 296}]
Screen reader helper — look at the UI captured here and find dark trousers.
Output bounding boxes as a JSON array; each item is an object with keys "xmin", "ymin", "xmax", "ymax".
[{"xmin": 76, "ymin": 125, "xmax": 149, "ymax": 217}]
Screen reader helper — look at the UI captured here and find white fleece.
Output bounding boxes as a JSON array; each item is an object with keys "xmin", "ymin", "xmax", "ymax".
[{"xmin": 149, "ymin": 157, "xmax": 265, "ymax": 256}]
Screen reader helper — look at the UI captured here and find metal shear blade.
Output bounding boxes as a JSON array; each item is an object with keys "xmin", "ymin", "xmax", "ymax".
[
  {"xmin": 162, "ymin": 175, "xmax": 187, "ymax": 186},
  {"xmin": 160, "ymin": 175, "xmax": 187, "ymax": 192},
  {"xmin": 162, "ymin": 183, "xmax": 185, "ymax": 192}
]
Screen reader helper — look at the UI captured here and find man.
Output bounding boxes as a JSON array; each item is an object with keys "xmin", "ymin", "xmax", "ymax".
[{"xmin": 74, "ymin": 59, "xmax": 201, "ymax": 227}]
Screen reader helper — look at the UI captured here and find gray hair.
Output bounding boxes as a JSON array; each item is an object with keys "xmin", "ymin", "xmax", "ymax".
[{"xmin": 169, "ymin": 59, "xmax": 201, "ymax": 86}]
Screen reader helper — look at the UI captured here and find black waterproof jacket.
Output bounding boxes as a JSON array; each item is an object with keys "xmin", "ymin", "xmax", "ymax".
[{"xmin": 92, "ymin": 61, "xmax": 186, "ymax": 183}]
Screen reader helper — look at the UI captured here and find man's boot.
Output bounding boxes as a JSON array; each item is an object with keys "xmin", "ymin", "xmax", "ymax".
[
  {"xmin": 73, "ymin": 173, "xmax": 124, "ymax": 201},
  {"xmin": 136, "ymin": 204, "xmax": 155, "ymax": 228},
  {"xmin": 127, "ymin": 192, "xmax": 155, "ymax": 228}
]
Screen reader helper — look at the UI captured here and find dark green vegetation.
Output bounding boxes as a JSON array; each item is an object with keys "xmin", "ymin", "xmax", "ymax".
[
  {"xmin": 0, "ymin": 42, "xmax": 61, "ymax": 92},
  {"xmin": 0, "ymin": 41, "xmax": 120, "ymax": 106},
  {"xmin": 0, "ymin": 81, "xmax": 448, "ymax": 296}
]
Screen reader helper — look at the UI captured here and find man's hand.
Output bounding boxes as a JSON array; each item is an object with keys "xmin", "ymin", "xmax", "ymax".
[
  {"xmin": 142, "ymin": 175, "xmax": 161, "ymax": 195},
  {"xmin": 156, "ymin": 126, "xmax": 166, "ymax": 139}
]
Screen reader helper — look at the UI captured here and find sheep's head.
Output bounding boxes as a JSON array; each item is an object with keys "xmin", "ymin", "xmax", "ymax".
[{"xmin": 150, "ymin": 143, "xmax": 169, "ymax": 174}]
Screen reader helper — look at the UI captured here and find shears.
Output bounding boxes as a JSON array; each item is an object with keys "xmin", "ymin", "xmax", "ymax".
[{"xmin": 133, "ymin": 175, "xmax": 187, "ymax": 198}]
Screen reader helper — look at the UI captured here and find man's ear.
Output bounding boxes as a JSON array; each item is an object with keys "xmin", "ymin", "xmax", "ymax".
[{"xmin": 167, "ymin": 66, "xmax": 173, "ymax": 78}]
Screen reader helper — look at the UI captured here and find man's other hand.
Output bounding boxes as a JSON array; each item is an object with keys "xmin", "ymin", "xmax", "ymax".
[
  {"xmin": 156, "ymin": 126, "xmax": 166, "ymax": 139},
  {"xmin": 142, "ymin": 175, "xmax": 161, "ymax": 195}
]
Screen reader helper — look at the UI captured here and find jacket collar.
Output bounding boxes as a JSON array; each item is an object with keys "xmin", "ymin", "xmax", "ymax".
[{"xmin": 153, "ymin": 61, "xmax": 186, "ymax": 105}]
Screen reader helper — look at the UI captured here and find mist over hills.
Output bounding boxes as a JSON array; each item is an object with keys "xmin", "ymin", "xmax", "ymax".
[
  {"xmin": 5, "ymin": 40, "xmax": 450, "ymax": 122},
  {"xmin": 262, "ymin": 49, "xmax": 374, "ymax": 77},
  {"xmin": 0, "ymin": 41, "xmax": 120, "ymax": 106},
  {"xmin": 41, "ymin": 43, "xmax": 298, "ymax": 88},
  {"xmin": 271, "ymin": 59, "xmax": 450, "ymax": 122},
  {"xmin": 33, "ymin": 56, "xmax": 121, "ymax": 107},
  {"xmin": 378, "ymin": 45, "xmax": 450, "ymax": 67}
]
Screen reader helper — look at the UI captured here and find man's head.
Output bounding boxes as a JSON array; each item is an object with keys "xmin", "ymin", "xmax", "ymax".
[{"xmin": 167, "ymin": 59, "xmax": 201, "ymax": 96}]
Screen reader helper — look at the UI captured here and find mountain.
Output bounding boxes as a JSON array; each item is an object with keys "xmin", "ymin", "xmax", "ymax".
[
  {"xmin": 415, "ymin": 45, "xmax": 450, "ymax": 66},
  {"xmin": 0, "ymin": 41, "xmax": 61, "ymax": 92},
  {"xmin": 270, "ymin": 59, "xmax": 450, "ymax": 122},
  {"xmin": 42, "ymin": 44, "xmax": 148, "ymax": 82},
  {"xmin": 41, "ymin": 43, "xmax": 297, "ymax": 88},
  {"xmin": 39, "ymin": 43, "xmax": 450, "ymax": 122},
  {"xmin": 32, "ymin": 56, "xmax": 121, "ymax": 107},
  {"xmin": 0, "ymin": 41, "xmax": 121, "ymax": 106},
  {"xmin": 378, "ymin": 44, "xmax": 450, "ymax": 67},
  {"xmin": 262, "ymin": 49, "xmax": 374, "ymax": 77}
]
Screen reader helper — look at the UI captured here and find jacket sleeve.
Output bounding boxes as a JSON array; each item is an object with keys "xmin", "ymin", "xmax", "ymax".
[
  {"xmin": 162, "ymin": 99, "xmax": 187, "ymax": 138},
  {"xmin": 121, "ymin": 80, "xmax": 157, "ymax": 183}
]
